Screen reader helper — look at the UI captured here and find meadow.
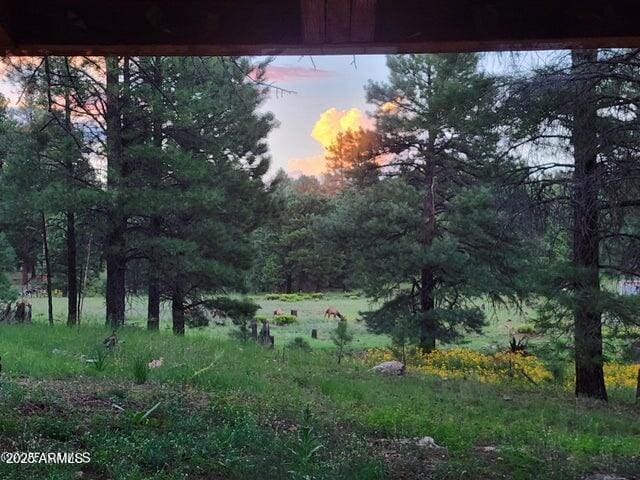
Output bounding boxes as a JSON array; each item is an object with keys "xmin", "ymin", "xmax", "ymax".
[
  {"xmin": 0, "ymin": 294, "xmax": 638, "ymax": 480},
  {"xmin": 27, "ymin": 294, "xmax": 534, "ymax": 350}
]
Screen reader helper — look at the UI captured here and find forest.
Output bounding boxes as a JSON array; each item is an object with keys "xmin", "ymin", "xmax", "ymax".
[{"xmin": 0, "ymin": 51, "xmax": 639, "ymax": 480}]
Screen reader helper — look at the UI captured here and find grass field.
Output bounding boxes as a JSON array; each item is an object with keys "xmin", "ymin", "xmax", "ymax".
[
  {"xmin": 28, "ymin": 294, "xmax": 535, "ymax": 350},
  {"xmin": 0, "ymin": 294, "xmax": 637, "ymax": 479}
]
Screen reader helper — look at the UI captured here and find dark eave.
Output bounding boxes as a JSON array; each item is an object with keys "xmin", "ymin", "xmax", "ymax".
[{"xmin": 1, "ymin": 0, "xmax": 640, "ymax": 56}]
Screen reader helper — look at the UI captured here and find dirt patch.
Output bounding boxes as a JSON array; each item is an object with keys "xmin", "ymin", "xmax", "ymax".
[
  {"xmin": 369, "ymin": 438, "xmax": 448, "ymax": 480},
  {"xmin": 13, "ymin": 377, "xmax": 211, "ymax": 415},
  {"xmin": 17, "ymin": 399, "xmax": 66, "ymax": 417}
]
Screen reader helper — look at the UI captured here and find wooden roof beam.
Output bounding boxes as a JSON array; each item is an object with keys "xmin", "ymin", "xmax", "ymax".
[{"xmin": 0, "ymin": 0, "xmax": 639, "ymax": 56}]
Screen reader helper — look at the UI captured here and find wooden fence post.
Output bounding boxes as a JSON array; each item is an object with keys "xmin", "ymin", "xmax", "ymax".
[{"xmin": 311, "ymin": 329, "xmax": 317, "ymax": 339}]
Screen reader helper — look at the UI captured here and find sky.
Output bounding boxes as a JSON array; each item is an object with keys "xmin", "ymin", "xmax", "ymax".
[
  {"xmin": 259, "ymin": 55, "xmax": 389, "ymax": 176},
  {"xmin": 0, "ymin": 52, "xmax": 555, "ymax": 178},
  {"xmin": 259, "ymin": 52, "xmax": 555, "ymax": 177}
]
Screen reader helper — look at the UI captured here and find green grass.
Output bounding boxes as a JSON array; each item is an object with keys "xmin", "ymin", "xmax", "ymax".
[
  {"xmin": 28, "ymin": 293, "xmax": 539, "ymax": 351},
  {"xmin": 0, "ymin": 320, "xmax": 638, "ymax": 479}
]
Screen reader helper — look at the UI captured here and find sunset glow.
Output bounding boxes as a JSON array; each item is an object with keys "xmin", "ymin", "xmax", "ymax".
[{"xmin": 287, "ymin": 107, "xmax": 373, "ymax": 176}]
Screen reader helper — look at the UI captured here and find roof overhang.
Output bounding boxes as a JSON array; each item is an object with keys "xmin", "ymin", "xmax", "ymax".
[{"xmin": 1, "ymin": 0, "xmax": 640, "ymax": 56}]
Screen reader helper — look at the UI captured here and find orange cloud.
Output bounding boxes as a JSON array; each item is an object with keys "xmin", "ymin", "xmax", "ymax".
[
  {"xmin": 311, "ymin": 107, "xmax": 374, "ymax": 149},
  {"xmin": 288, "ymin": 107, "xmax": 374, "ymax": 176}
]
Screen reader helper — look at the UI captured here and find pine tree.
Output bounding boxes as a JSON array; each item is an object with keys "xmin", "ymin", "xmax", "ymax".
[
  {"xmin": 507, "ymin": 49, "xmax": 640, "ymax": 400},
  {"xmin": 1, "ymin": 57, "xmax": 100, "ymax": 325},
  {"xmin": 323, "ymin": 54, "xmax": 530, "ymax": 351},
  {"xmin": 128, "ymin": 56, "xmax": 275, "ymax": 334}
]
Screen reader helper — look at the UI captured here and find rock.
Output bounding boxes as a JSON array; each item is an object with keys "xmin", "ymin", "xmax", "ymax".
[
  {"xmin": 478, "ymin": 445, "xmax": 498, "ymax": 452},
  {"xmin": 394, "ymin": 436, "xmax": 445, "ymax": 449},
  {"xmin": 370, "ymin": 361, "xmax": 405, "ymax": 376},
  {"xmin": 148, "ymin": 357, "xmax": 164, "ymax": 369},
  {"xmin": 415, "ymin": 436, "xmax": 443, "ymax": 449}
]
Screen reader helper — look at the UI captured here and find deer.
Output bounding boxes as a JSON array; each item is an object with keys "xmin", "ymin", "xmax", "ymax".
[
  {"xmin": 324, "ymin": 307, "xmax": 345, "ymax": 320},
  {"xmin": 273, "ymin": 308, "xmax": 285, "ymax": 317}
]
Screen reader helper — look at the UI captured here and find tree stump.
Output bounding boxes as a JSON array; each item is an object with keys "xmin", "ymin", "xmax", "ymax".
[
  {"xmin": 291, "ymin": 309, "xmax": 298, "ymax": 317},
  {"xmin": 311, "ymin": 329, "xmax": 318, "ymax": 339},
  {"xmin": 259, "ymin": 320, "xmax": 274, "ymax": 348},
  {"xmin": 14, "ymin": 301, "xmax": 32, "ymax": 324}
]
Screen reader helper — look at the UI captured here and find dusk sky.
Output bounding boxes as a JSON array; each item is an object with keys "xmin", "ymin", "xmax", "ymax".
[
  {"xmin": 260, "ymin": 55, "xmax": 389, "ymax": 176},
  {"xmin": 260, "ymin": 52, "xmax": 551, "ymax": 177},
  {"xmin": 0, "ymin": 53, "xmax": 551, "ymax": 177}
]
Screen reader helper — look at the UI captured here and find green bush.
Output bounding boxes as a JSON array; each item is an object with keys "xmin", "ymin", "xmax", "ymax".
[
  {"xmin": 274, "ymin": 314, "xmax": 298, "ymax": 326},
  {"xmin": 264, "ymin": 292, "xmax": 324, "ymax": 302},
  {"xmin": 185, "ymin": 304, "xmax": 213, "ymax": 328},
  {"xmin": 516, "ymin": 324, "xmax": 536, "ymax": 334},
  {"xmin": 288, "ymin": 337, "xmax": 312, "ymax": 352}
]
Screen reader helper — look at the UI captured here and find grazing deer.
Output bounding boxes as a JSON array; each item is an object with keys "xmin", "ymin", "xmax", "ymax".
[
  {"xmin": 324, "ymin": 307, "xmax": 345, "ymax": 320},
  {"xmin": 273, "ymin": 308, "xmax": 285, "ymax": 316}
]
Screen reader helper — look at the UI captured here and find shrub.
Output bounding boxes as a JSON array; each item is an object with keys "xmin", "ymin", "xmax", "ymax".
[
  {"xmin": 185, "ymin": 304, "xmax": 213, "ymax": 328},
  {"xmin": 274, "ymin": 314, "xmax": 298, "ymax": 326},
  {"xmin": 265, "ymin": 292, "xmax": 323, "ymax": 302},
  {"xmin": 132, "ymin": 355, "xmax": 150, "ymax": 384},
  {"xmin": 205, "ymin": 297, "xmax": 260, "ymax": 340},
  {"xmin": 516, "ymin": 324, "xmax": 536, "ymax": 334},
  {"xmin": 330, "ymin": 320, "xmax": 354, "ymax": 364},
  {"xmin": 288, "ymin": 337, "xmax": 312, "ymax": 352},
  {"xmin": 362, "ymin": 347, "xmax": 553, "ymax": 385}
]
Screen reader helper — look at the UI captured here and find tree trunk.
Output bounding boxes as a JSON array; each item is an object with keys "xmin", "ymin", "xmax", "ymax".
[
  {"xmin": 41, "ymin": 211, "xmax": 54, "ymax": 326},
  {"xmin": 66, "ymin": 211, "xmax": 78, "ymax": 326},
  {"xmin": 147, "ymin": 274, "xmax": 160, "ymax": 331},
  {"xmin": 61, "ymin": 83, "xmax": 78, "ymax": 326},
  {"xmin": 285, "ymin": 272, "xmax": 293, "ymax": 294},
  {"xmin": 78, "ymin": 235, "xmax": 92, "ymax": 323},
  {"xmin": 105, "ymin": 56, "xmax": 126, "ymax": 328},
  {"xmin": 419, "ymin": 162, "xmax": 437, "ymax": 352},
  {"xmin": 172, "ymin": 291, "xmax": 185, "ymax": 335},
  {"xmin": 570, "ymin": 49, "xmax": 608, "ymax": 401},
  {"xmin": 147, "ymin": 57, "xmax": 162, "ymax": 332}
]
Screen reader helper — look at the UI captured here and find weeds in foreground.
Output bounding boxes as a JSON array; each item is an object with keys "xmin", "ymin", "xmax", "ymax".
[
  {"xmin": 132, "ymin": 354, "xmax": 150, "ymax": 384},
  {"xmin": 91, "ymin": 348, "xmax": 110, "ymax": 372},
  {"xmin": 128, "ymin": 401, "xmax": 162, "ymax": 427},
  {"xmin": 289, "ymin": 405, "xmax": 324, "ymax": 478}
]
